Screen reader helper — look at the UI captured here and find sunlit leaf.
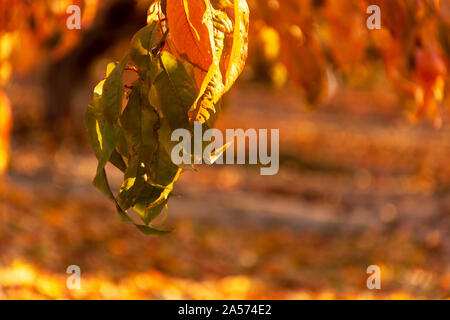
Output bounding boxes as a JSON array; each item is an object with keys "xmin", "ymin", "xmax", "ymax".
[
  {"xmin": 154, "ymin": 51, "xmax": 198, "ymax": 131},
  {"xmin": 167, "ymin": 0, "xmax": 213, "ymax": 71}
]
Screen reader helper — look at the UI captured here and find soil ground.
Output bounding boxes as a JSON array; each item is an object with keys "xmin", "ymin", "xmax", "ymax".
[{"xmin": 1, "ymin": 83, "xmax": 450, "ymax": 299}]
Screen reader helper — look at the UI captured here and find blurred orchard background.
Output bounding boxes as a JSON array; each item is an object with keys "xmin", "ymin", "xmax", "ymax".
[{"xmin": 1, "ymin": 0, "xmax": 450, "ymax": 299}]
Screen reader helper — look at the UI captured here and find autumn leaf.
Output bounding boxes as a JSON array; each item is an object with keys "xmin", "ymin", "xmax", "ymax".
[
  {"xmin": 223, "ymin": 0, "xmax": 249, "ymax": 92},
  {"xmin": 147, "ymin": 0, "xmax": 164, "ymax": 25},
  {"xmin": 167, "ymin": 0, "xmax": 213, "ymax": 72},
  {"xmin": 188, "ymin": 0, "xmax": 249, "ymax": 124}
]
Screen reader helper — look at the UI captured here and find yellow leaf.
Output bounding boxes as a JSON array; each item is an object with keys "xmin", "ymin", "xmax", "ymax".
[
  {"xmin": 223, "ymin": 0, "xmax": 249, "ymax": 92},
  {"xmin": 147, "ymin": 0, "xmax": 164, "ymax": 25},
  {"xmin": 188, "ymin": 0, "xmax": 249, "ymax": 124}
]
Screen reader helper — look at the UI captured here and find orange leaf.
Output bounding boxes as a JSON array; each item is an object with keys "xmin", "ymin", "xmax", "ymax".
[{"xmin": 167, "ymin": 0, "xmax": 213, "ymax": 71}]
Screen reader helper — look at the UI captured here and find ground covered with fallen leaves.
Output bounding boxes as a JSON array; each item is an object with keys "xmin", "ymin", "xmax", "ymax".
[{"xmin": 1, "ymin": 84, "xmax": 450, "ymax": 299}]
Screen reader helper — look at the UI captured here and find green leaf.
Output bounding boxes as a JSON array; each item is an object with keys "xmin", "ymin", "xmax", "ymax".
[
  {"xmin": 120, "ymin": 81, "xmax": 159, "ymax": 171},
  {"xmin": 85, "ymin": 94, "xmax": 103, "ymax": 159},
  {"xmin": 158, "ymin": 118, "xmax": 195, "ymax": 171},
  {"xmin": 114, "ymin": 125, "xmax": 129, "ymax": 161},
  {"xmin": 109, "ymin": 150, "xmax": 127, "ymax": 172},
  {"xmin": 116, "ymin": 80, "xmax": 180, "ymax": 227},
  {"xmin": 86, "ymin": 79, "xmax": 127, "ymax": 172},
  {"xmin": 116, "ymin": 155, "xmax": 145, "ymax": 211},
  {"xmin": 154, "ymin": 51, "xmax": 198, "ymax": 131},
  {"xmin": 134, "ymin": 146, "xmax": 181, "ymax": 225},
  {"xmin": 142, "ymin": 199, "xmax": 169, "ymax": 226},
  {"xmin": 86, "ymin": 54, "xmax": 174, "ymax": 236},
  {"xmin": 133, "ymin": 186, "xmax": 169, "ymax": 225},
  {"xmin": 88, "ymin": 72, "xmax": 123, "ymax": 197},
  {"xmin": 135, "ymin": 224, "xmax": 172, "ymax": 235},
  {"xmin": 92, "ymin": 122, "xmax": 116, "ymax": 198},
  {"xmin": 103, "ymin": 56, "xmax": 129, "ymax": 125},
  {"xmin": 130, "ymin": 22, "xmax": 162, "ymax": 83}
]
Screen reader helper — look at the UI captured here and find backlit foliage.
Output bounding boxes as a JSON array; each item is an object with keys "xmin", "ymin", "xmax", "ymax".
[
  {"xmin": 85, "ymin": 0, "xmax": 249, "ymax": 234},
  {"xmin": 248, "ymin": 0, "xmax": 449, "ymax": 126},
  {"xmin": 1, "ymin": 0, "xmax": 449, "ymax": 233}
]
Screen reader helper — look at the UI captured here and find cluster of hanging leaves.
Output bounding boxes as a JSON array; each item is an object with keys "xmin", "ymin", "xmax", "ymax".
[
  {"xmin": 247, "ymin": 0, "xmax": 449, "ymax": 126},
  {"xmin": 86, "ymin": 0, "xmax": 249, "ymax": 234}
]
